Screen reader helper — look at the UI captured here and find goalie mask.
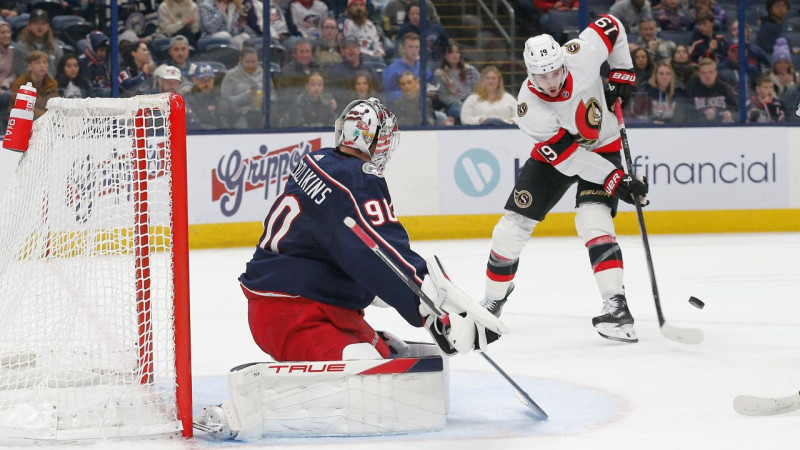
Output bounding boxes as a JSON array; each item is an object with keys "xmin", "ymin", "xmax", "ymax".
[
  {"xmin": 523, "ymin": 34, "xmax": 567, "ymax": 95},
  {"xmin": 335, "ymin": 98, "xmax": 399, "ymax": 175}
]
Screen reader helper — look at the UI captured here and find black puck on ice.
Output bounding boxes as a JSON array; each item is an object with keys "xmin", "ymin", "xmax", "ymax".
[{"xmin": 688, "ymin": 296, "xmax": 705, "ymax": 309}]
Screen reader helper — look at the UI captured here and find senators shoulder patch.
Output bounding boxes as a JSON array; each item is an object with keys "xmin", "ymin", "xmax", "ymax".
[
  {"xmin": 517, "ymin": 102, "xmax": 528, "ymax": 117},
  {"xmin": 565, "ymin": 41, "xmax": 580, "ymax": 54}
]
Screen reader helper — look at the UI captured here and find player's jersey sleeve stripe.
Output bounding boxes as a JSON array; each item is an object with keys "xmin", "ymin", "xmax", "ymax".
[
  {"xmin": 586, "ymin": 14, "xmax": 620, "ymax": 54},
  {"xmin": 594, "ymin": 137, "xmax": 622, "ymax": 153},
  {"xmin": 305, "ymin": 155, "xmax": 423, "ymax": 285},
  {"xmin": 531, "ymin": 128, "xmax": 579, "ymax": 166}
]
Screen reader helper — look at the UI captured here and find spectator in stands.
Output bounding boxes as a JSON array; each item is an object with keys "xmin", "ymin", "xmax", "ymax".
[
  {"xmin": 728, "ymin": 20, "xmax": 770, "ymax": 71},
  {"xmin": 264, "ymin": 0, "xmax": 290, "ymax": 40},
  {"xmin": 277, "ymin": 38, "xmax": 319, "ymax": 99},
  {"xmin": 535, "ymin": 0, "xmax": 578, "ymax": 12},
  {"xmin": 689, "ymin": 10, "xmax": 727, "ymax": 63},
  {"xmin": 627, "ymin": 47, "xmax": 655, "ymax": 119},
  {"xmin": 670, "ymin": 44, "xmax": 695, "ymax": 88},
  {"xmin": 609, "ymin": 0, "xmax": 652, "ymax": 32},
  {"xmin": 327, "ymin": 36, "xmax": 380, "ymax": 104},
  {"xmin": 56, "ymin": 54, "xmax": 94, "ymax": 99},
  {"xmin": 460, "ymin": 65, "xmax": 516, "ymax": 126},
  {"xmin": 747, "ymin": 72, "xmax": 787, "ymax": 122},
  {"xmin": 198, "ymin": 0, "xmax": 251, "ymax": 50},
  {"xmin": 221, "ymin": 46, "xmax": 264, "ymax": 128},
  {"xmin": 390, "ymin": 70, "xmax": 440, "ymax": 126},
  {"xmin": 186, "ymin": 62, "xmax": 233, "ymax": 129},
  {"xmin": 0, "ymin": 21, "xmax": 15, "ymax": 110},
  {"xmin": 340, "ymin": 0, "xmax": 385, "ymax": 61},
  {"xmin": 690, "ymin": 0, "xmax": 726, "ymax": 33},
  {"xmin": 645, "ymin": 62, "xmax": 689, "ymax": 124},
  {"xmin": 0, "ymin": 1, "xmax": 23, "ymax": 19},
  {"xmin": 9, "ymin": 50, "xmax": 58, "ymax": 119},
  {"xmin": 166, "ymin": 35, "xmax": 196, "ymax": 79},
  {"xmin": 757, "ymin": 0, "xmax": 789, "ymax": 54},
  {"xmin": 315, "ymin": 17, "xmax": 343, "ymax": 68},
  {"xmin": 288, "ymin": 0, "xmax": 329, "ymax": 40},
  {"xmin": 652, "ymin": 0, "xmax": 691, "ymax": 31},
  {"xmin": 352, "ymin": 69, "xmax": 379, "ymax": 101},
  {"xmin": 635, "ymin": 17, "xmax": 676, "ymax": 64},
  {"xmin": 78, "ymin": 31, "xmax": 111, "ymax": 97},
  {"xmin": 281, "ymin": 70, "xmax": 338, "ymax": 127},
  {"xmin": 396, "ymin": 1, "xmax": 448, "ymax": 63},
  {"xmin": 769, "ymin": 37, "xmax": 798, "ymax": 98},
  {"xmin": 718, "ymin": 43, "xmax": 765, "ymax": 97},
  {"xmin": 434, "ymin": 40, "xmax": 478, "ymax": 125},
  {"xmin": 686, "ymin": 57, "xmax": 738, "ymax": 123},
  {"xmin": 157, "ymin": 0, "xmax": 201, "ymax": 44},
  {"xmin": 383, "ymin": 33, "xmax": 433, "ymax": 102},
  {"xmin": 13, "ymin": 9, "xmax": 63, "ymax": 78},
  {"xmin": 119, "ymin": 41, "xmax": 156, "ymax": 97},
  {"xmin": 381, "ymin": 0, "xmax": 439, "ymax": 40},
  {"xmin": 152, "ymin": 64, "xmax": 183, "ymax": 93}
]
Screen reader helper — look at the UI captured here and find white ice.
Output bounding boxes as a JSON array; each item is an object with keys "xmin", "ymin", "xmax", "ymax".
[{"xmin": 29, "ymin": 232, "xmax": 800, "ymax": 449}]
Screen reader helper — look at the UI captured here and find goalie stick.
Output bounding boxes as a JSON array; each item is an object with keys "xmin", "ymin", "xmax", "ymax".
[
  {"xmin": 344, "ymin": 217, "xmax": 548, "ymax": 420},
  {"xmin": 614, "ymin": 101, "xmax": 704, "ymax": 345},
  {"xmin": 734, "ymin": 391, "xmax": 800, "ymax": 416}
]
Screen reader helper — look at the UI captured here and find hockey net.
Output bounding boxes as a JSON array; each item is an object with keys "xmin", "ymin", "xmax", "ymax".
[{"xmin": 0, "ymin": 94, "xmax": 191, "ymax": 440}]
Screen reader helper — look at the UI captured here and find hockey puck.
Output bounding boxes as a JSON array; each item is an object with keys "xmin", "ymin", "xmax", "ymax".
[{"xmin": 688, "ymin": 296, "xmax": 705, "ymax": 309}]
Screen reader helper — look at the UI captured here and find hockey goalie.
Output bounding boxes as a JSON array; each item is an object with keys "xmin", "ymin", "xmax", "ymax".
[{"xmin": 195, "ymin": 98, "xmax": 507, "ymax": 439}]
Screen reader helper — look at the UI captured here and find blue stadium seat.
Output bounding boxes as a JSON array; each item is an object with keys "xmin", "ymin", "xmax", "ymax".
[
  {"xmin": 197, "ymin": 37, "xmax": 232, "ymax": 54},
  {"xmin": 151, "ymin": 37, "xmax": 172, "ymax": 63},
  {"xmin": 7, "ymin": 13, "xmax": 28, "ymax": 40},
  {"xmin": 658, "ymin": 30, "xmax": 694, "ymax": 47},
  {"xmin": 198, "ymin": 44, "xmax": 240, "ymax": 69},
  {"xmin": 52, "ymin": 15, "xmax": 93, "ymax": 47},
  {"xmin": 547, "ymin": 10, "xmax": 580, "ymax": 34}
]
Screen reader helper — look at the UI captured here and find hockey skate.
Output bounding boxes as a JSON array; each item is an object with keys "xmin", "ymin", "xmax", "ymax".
[
  {"xmin": 481, "ymin": 283, "xmax": 515, "ymax": 318},
  {"xmin": 592, "ymin": 294, "xmax": 638, "ymax": 343},
  {"xmin": 194, "ymin": 404, "xmax": 237, "ymax": 440}
]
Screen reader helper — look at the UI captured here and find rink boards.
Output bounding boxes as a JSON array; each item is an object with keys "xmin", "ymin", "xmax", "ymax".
[{"xmin": 2, "ymin": 126, "xmax": 798, "ymax": 248}]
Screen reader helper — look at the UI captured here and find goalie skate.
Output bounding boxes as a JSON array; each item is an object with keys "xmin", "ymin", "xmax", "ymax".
[
  {"xmin": 195, "ymin": 405, "xmax": 237, "ymax": 440},
  {"xmin": 592, "ymin": 295, "xmax": 638, "ymax": 343}
]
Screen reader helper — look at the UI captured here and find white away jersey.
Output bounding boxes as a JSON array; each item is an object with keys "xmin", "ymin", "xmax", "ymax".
[{"xmin": 515, "ymin": 14, "xmax": 633, "ymax": 184}]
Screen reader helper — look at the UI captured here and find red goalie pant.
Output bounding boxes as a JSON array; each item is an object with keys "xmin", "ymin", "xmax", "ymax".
[{"xmin": 244, "ymin": 287, "xmax": 391, "ymax": 361}]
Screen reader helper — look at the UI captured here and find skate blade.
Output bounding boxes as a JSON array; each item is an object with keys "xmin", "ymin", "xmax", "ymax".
[{"xmin": 595, "ymin": 323, "xmax": 638, "ymax": 343}]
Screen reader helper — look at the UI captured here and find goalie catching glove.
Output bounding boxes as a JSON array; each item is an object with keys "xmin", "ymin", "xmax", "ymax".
[
  {"xmin": 420, "ymin": 256, "xmax": 508, "ymax": 354},
  {"xmin": 603, "ymin": 169, "xmax": 649, "ymax": 206}
]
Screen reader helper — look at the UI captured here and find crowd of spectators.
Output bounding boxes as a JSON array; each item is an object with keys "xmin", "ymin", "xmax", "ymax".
[{"xmin": 0, "ymin": 0, "xmax": 798, "ymax": 131}]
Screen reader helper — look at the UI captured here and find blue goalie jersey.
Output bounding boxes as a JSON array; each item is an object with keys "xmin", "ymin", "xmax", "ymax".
[{"xmin": 239, "ymin": 147, "xmax": 427, "ymax": 327}]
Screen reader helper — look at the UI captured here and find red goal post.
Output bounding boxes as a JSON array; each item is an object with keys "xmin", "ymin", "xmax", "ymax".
[{"xmin": 0, "ymin": 93, "xmax": 191, "ymax": 440}]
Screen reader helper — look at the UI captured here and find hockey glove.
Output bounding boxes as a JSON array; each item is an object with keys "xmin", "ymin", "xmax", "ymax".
[
  {"xmin": 604, "ymin": 169, "xmax": 649, "ymax": 206},
  {"xmin": 424, "ymin": 312, "xmax": 496, "ymax": 355},
  {"xmin": 604, "ymin": 69, "xmax": 636, "ymax": 112}
]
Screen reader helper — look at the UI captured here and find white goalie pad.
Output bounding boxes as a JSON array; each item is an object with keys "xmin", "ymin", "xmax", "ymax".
[{"xmin": 218, "ymin": 343, "xmax": 448, "ymax": 439}]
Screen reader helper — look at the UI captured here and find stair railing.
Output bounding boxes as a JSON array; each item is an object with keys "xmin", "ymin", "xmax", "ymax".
[{"xmin": 474, "ymin": 0, "xmax": 517, "ymax": 87}]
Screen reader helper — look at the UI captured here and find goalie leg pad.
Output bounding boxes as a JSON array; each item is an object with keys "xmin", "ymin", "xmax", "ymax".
[{"xmin": 216, "ymin": 351, "xmax": 448, "ymax": 438}]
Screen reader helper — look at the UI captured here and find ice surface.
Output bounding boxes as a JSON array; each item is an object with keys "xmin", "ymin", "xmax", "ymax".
[{"xmin": 20, "ymin": 232, "xmax": 800, "ymax": 449}]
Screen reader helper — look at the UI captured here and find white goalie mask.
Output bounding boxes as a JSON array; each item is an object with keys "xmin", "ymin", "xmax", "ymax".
[
  {"xmin": 523, "ymin": 34, "xmax": 567, "ymax": 93},
  {"xmin": 335, "ymin": 97, "xmax": 399, "ymax": 175}
]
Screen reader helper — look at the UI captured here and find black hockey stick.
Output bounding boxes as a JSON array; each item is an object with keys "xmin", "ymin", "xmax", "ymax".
[
  {"xmin": 343, "ymin": 217, "xmax": 548, "ymax": 420},
  {"xmin": 734, "ymin": 391, "xmax": 800, "ymax": 416},
  {"xmin": 614, "ymin": 101, "xmax": 703, "ymax": 345}
]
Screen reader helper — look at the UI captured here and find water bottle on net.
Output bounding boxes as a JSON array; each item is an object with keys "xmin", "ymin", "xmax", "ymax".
[{"xmin": 3, "ymin": 82, "xmax": 37, "ymax": 152}]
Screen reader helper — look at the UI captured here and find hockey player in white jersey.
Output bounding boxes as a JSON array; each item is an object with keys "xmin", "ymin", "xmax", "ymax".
[{"xmin": 481, "ymin": 14, "xmax": 649, "ymax": 343}]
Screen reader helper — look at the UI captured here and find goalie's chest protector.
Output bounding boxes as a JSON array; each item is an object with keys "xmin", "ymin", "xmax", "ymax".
[{"xmin": 516, "ymin": 39, "xmax": 621, "ymax": 150}]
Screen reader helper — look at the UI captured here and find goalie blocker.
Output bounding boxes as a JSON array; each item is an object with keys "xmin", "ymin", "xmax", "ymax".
[{"xmin": 196, "ymin": 340, "xmax": 448, "ymax": 439}]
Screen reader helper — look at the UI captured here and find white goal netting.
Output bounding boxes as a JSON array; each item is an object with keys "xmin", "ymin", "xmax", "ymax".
[{"xmin": 0, "ymin": 94, "xmax": 189, "ymax": 441}]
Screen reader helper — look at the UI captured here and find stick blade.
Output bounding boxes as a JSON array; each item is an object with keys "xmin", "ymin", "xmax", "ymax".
[
  {"xmin": 660, "ymin": 323, "xmax": 704, "ymax": 344},
  {"xmin": 734, "ymin": 393, "xmax": 800, "ymax": 416}
]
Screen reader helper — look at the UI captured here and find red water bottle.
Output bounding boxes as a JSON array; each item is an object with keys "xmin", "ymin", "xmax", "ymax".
[{"xmin": 3, "ymin": 82, "xmax": 37, "ymax": 152}]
